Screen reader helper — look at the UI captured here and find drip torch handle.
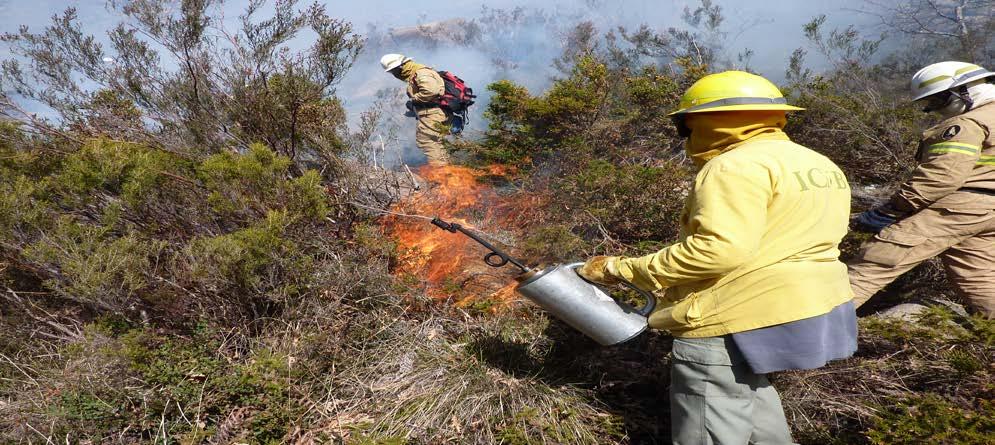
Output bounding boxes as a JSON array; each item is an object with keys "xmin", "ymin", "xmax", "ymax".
[
  {"xmin": 568, "ymin": 263, "xmax": 657, "ymax": 317},
  {"xmin": 430, "ymin": 217, "xmax": 531, "ymax": 273}
]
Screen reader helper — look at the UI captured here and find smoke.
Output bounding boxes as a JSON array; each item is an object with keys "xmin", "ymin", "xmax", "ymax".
[
  {"xmin": 1, "ymin": 0, "xmax": 876, "ymax": 167},
  {"xmin": 335, "ymin": 0, "xmax": 875, "ymax": 167}
]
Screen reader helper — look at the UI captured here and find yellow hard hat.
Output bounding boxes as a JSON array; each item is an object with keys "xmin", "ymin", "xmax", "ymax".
[{"xmin": 668, "ymin": 71, "xmax": 803, "ymax": 116}]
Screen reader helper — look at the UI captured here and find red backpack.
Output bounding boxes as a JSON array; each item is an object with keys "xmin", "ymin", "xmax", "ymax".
[
  {"xmin": 436, "ymin": 70, "xmax": 476, "ymax": 113},
  {"xmin": 436, "ymin": 70, "xmax": 476, "ymax": 134}
]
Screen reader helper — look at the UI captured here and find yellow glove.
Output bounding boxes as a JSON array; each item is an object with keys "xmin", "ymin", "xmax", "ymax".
[{"xmin": 577, "ymin": 256, "xmax": 623, "ymax": 285}]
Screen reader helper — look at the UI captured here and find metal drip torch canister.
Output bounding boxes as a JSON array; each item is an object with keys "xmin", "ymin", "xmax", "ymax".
[{"xmin": 430, "ymin": 218, "xmax": 655, "ymax": 346}]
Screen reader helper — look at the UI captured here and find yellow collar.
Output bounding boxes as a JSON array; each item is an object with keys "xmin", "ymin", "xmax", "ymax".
[
  {"xmin": 400, "ymin": 61, "xmax": 428, "ymax": 81},
  {"xmin": 685, "ymin": 111, "xmax": 790, "ymax": 167}
]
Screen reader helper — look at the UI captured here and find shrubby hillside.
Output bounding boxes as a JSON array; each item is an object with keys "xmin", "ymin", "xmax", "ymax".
[{"xmin": 1, "ymin": 1, "xmax": 992, "ymax": 443}]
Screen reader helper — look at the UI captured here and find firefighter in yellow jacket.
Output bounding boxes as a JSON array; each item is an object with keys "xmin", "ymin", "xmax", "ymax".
[
  {"xmin": 381, "ymin": 53, "xmax": 451, "ymax": 165},
  {"xmin": 849, "ymin": 62, "xmax": 995, "ymax": 318},
  {"xmin": 579, "ymin": 71, "xmax": 857, "ymax": 444}
]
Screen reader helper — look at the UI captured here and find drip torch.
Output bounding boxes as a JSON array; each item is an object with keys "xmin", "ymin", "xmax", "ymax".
[{"xmin": 430, "ymin": 217, "xmax": 655, "ymax": 346}]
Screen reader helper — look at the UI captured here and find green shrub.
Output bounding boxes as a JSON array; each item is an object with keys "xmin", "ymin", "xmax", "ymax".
[
  {"xmin": 187, "ymin": 209, "xmax": 312, "ymax": 300},
  {"xmin": 0, "ymin": 134, "xmax": 347, "ymax": 319},
  {"xmin": 118, "ymin": 327, "xmax": 299, "ymax": 443},
  {"xmin": 22, "ymin": 217, "xmax": 163, "ymax": 311},
  {"xmin": 481, "ymin": 56, "xmax": 614, "ymax": 166},
  {"xmin": 866, "ymin": 396, "xmax": 995, "ymax": 445},
  {"xmin": 556, "ymin": 159, "xmax": 689, "ymax": 244}
]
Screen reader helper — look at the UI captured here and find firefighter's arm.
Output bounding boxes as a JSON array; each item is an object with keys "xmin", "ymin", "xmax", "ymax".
[
  {"xmin": 409, "ymin": 69, "xmax": 444, "ymax": 104},
  {"xmin": 889, "ymin": 119, "xmax": 985, "ymax": 214},
  {"xmin": 614, "ymin": 159, "xmax": 769, "ymax": 291}
]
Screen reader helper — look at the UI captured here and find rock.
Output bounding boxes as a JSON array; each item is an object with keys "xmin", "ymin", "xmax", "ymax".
[
  {"xmin": 850, "ymin": 184, "xmax": 896, "ymax": 209},
  {"xmin": 876, "ymin": 303, "xmax": 929, "ymax": 321},
  {"xmin": 924, "ymin": 297, "xmax": 970, "ymax": 317}
]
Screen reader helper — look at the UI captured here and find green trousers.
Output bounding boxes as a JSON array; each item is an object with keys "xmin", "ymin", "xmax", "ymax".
[{"xmin": 670, "ymin": 336, "xmax": 797, "ymax": 445}]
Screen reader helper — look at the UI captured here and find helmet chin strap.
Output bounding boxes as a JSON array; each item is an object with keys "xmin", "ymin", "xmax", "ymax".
[
  {"xmin": 954, "ymin": 86, "xmax": 975, "ymax": 111},
  {"xmin": 936, "ymin": 91, "xmax": 969, "ymax": 119}
]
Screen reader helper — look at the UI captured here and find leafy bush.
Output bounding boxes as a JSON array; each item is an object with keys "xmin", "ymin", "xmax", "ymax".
[
  {"xmin": 784, "ymin": 16, "xmax": 927, "ymax": 184},
  {"xmin": 555, "ymin": 159, "xmax": 689, "ymax": 244},
  {"xmin": 866, "ymin": 396, "xmax": 995, "ymax": 445},
  {"xmin": 480, "ymin": 56, "xmax": 613, "ymax": 166},
  {"xmin": 0, "ymin": 137, "xmax": 364, "ymax": 321},
  {"xmin": 468, "ymin": 48, "xmax": 696, "ymax": 263}
]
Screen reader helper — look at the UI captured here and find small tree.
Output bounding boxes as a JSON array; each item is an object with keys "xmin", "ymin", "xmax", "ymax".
[
  {"xmin": 1, "ymin": 0, "xmax": 363, "ymax": 170},
  {"xmin": 860, "ymin": 0, "xmax": 995, "ymax": 64},
  {"xmin": 785, "ymin": 15, "xmax": 925, "ymax": 184}
]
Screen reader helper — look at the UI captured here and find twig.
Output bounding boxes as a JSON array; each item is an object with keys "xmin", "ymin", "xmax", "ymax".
[
  {"xmin": 402, "ymin": 163, "xmax": 421, "ymax": 191},
  {"xmin": 24, "ymin": 423, "xmax": 55, "ymax": 445},
  {"xmin": 372, "ymin": 134, "xmax": 380, "ymax": 168},
  {"xmin": 3, "ymin": 288, "xmax": 82, "ymax": 341},
  {"xmin": 0, "ymin": 353, "xmax": 39, "ymax": 387},
  {"xmin": 347, "ymin": 201, "xmax": 436, "ymax": 221},
  {"xmin": 157, "ymin": 399, "xmax": 169, "ymax": 444}
]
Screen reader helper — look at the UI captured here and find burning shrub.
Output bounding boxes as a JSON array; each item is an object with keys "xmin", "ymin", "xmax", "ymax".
[{"xmin": 472, "ymin": 49, "xmax": 694, "ymax": 263}]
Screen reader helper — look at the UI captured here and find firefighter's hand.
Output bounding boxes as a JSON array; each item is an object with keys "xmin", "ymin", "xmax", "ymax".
[
  {"xmin": 577, "ymin": 256, "xmax": 623, "ymax": 286},
  {"xmin": 403, "ymin": 100, "xmax": 416, "ymax": 117},
  {"xmin": 851, "ymin": 208, "xmax": 896, "ymax": 233}
]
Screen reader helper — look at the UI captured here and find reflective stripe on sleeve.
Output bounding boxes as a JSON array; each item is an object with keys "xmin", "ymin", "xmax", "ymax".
[
  {"xmin": 978, "ymin": 155, "xmax": 995, "ymax": 166},
  {"xmin": 927, "ymin": 141, "xmax": 981, "ymax": 156}
]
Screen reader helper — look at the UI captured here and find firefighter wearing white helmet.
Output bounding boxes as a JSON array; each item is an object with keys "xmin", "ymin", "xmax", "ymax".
[
  {"xmin": 579, "ymin": 71, "xmax": 856, "ymax": 444},
  {"xmin": 380, "ymin": 53, "xmax": 451, "ymax": 165},
  {"xmin": 849, "ymin": 61, "xmax": 995, "ymax": 318}
]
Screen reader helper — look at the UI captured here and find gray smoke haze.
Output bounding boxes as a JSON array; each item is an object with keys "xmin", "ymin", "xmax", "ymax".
[
  {"xmin": 0, "ymin": 0, "xmax": 876, "ymax": 166},
  {"xmin": 336, "ymin": 0, "xmax": 875, "ymax": 166}
]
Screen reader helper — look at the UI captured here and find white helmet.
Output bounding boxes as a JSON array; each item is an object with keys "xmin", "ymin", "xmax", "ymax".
[
  {"xmin": 910, "ymin": 61, "xmax": 979, "ymax": 101},
  {"xmin": 950, "ymin": 64, "xmax": 995, "ymax": 89},
  {"xmin": 380, "ymin": 53, "xmax": 410, "ymax": 72}
]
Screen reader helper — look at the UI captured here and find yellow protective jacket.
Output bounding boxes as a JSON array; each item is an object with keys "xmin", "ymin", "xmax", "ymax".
[{"xmin": 614, "ymin": 111, "xmax": 854, "ymax": 337}]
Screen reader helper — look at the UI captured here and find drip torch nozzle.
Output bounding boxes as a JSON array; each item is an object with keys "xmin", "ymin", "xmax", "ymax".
[
  {"xmin": 429, "ymin": 217, "xmax": 531, "ymax": 274},
  {"xmin": 430, "ymin": 218, "xmax": 456, "ymax": 232}
]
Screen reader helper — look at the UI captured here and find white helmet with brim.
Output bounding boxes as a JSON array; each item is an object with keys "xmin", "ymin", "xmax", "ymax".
[{"xmin": 380, "ymin": 53, "xmax": 411, "ymax": 72}]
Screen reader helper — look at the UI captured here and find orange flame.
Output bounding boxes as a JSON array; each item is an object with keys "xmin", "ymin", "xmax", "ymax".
[{"xmin": 386, "ymin": 163, "xmax": 524, "ymax": 309}]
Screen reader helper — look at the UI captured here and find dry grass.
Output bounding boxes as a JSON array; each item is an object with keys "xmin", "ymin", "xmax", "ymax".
[
  {"xmin": 3, "ymin": 279, "xmax": 992, "ymax": 444},
  {"xmin": 778, "ymin": 307, "xmax": 995, "ymax": 444},
  {"xmin": 300, "ymin": 305, "xmax": 628, "ymax": 444}
]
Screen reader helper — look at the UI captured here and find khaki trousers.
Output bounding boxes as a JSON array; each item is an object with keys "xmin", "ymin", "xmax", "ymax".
[
  {"xmin": 415, "ymin": 107, "xmax": 451, "ymax": 165},
  {"xmin": 848, "ymin": 207, "xmax": 995, "ymax": 317},
  {"xmin": 670, "ymin": 337, "xmax": 797, "ymax": 445}
]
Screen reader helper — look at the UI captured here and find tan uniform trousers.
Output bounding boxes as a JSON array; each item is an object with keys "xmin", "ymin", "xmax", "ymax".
[
  {"xmin": 848, "ymin": 206, "xmax": 995, "ymax": 317},
  {"xmin": 415, "ymin": 107, "xmax": 451, "ymax": 165}
]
